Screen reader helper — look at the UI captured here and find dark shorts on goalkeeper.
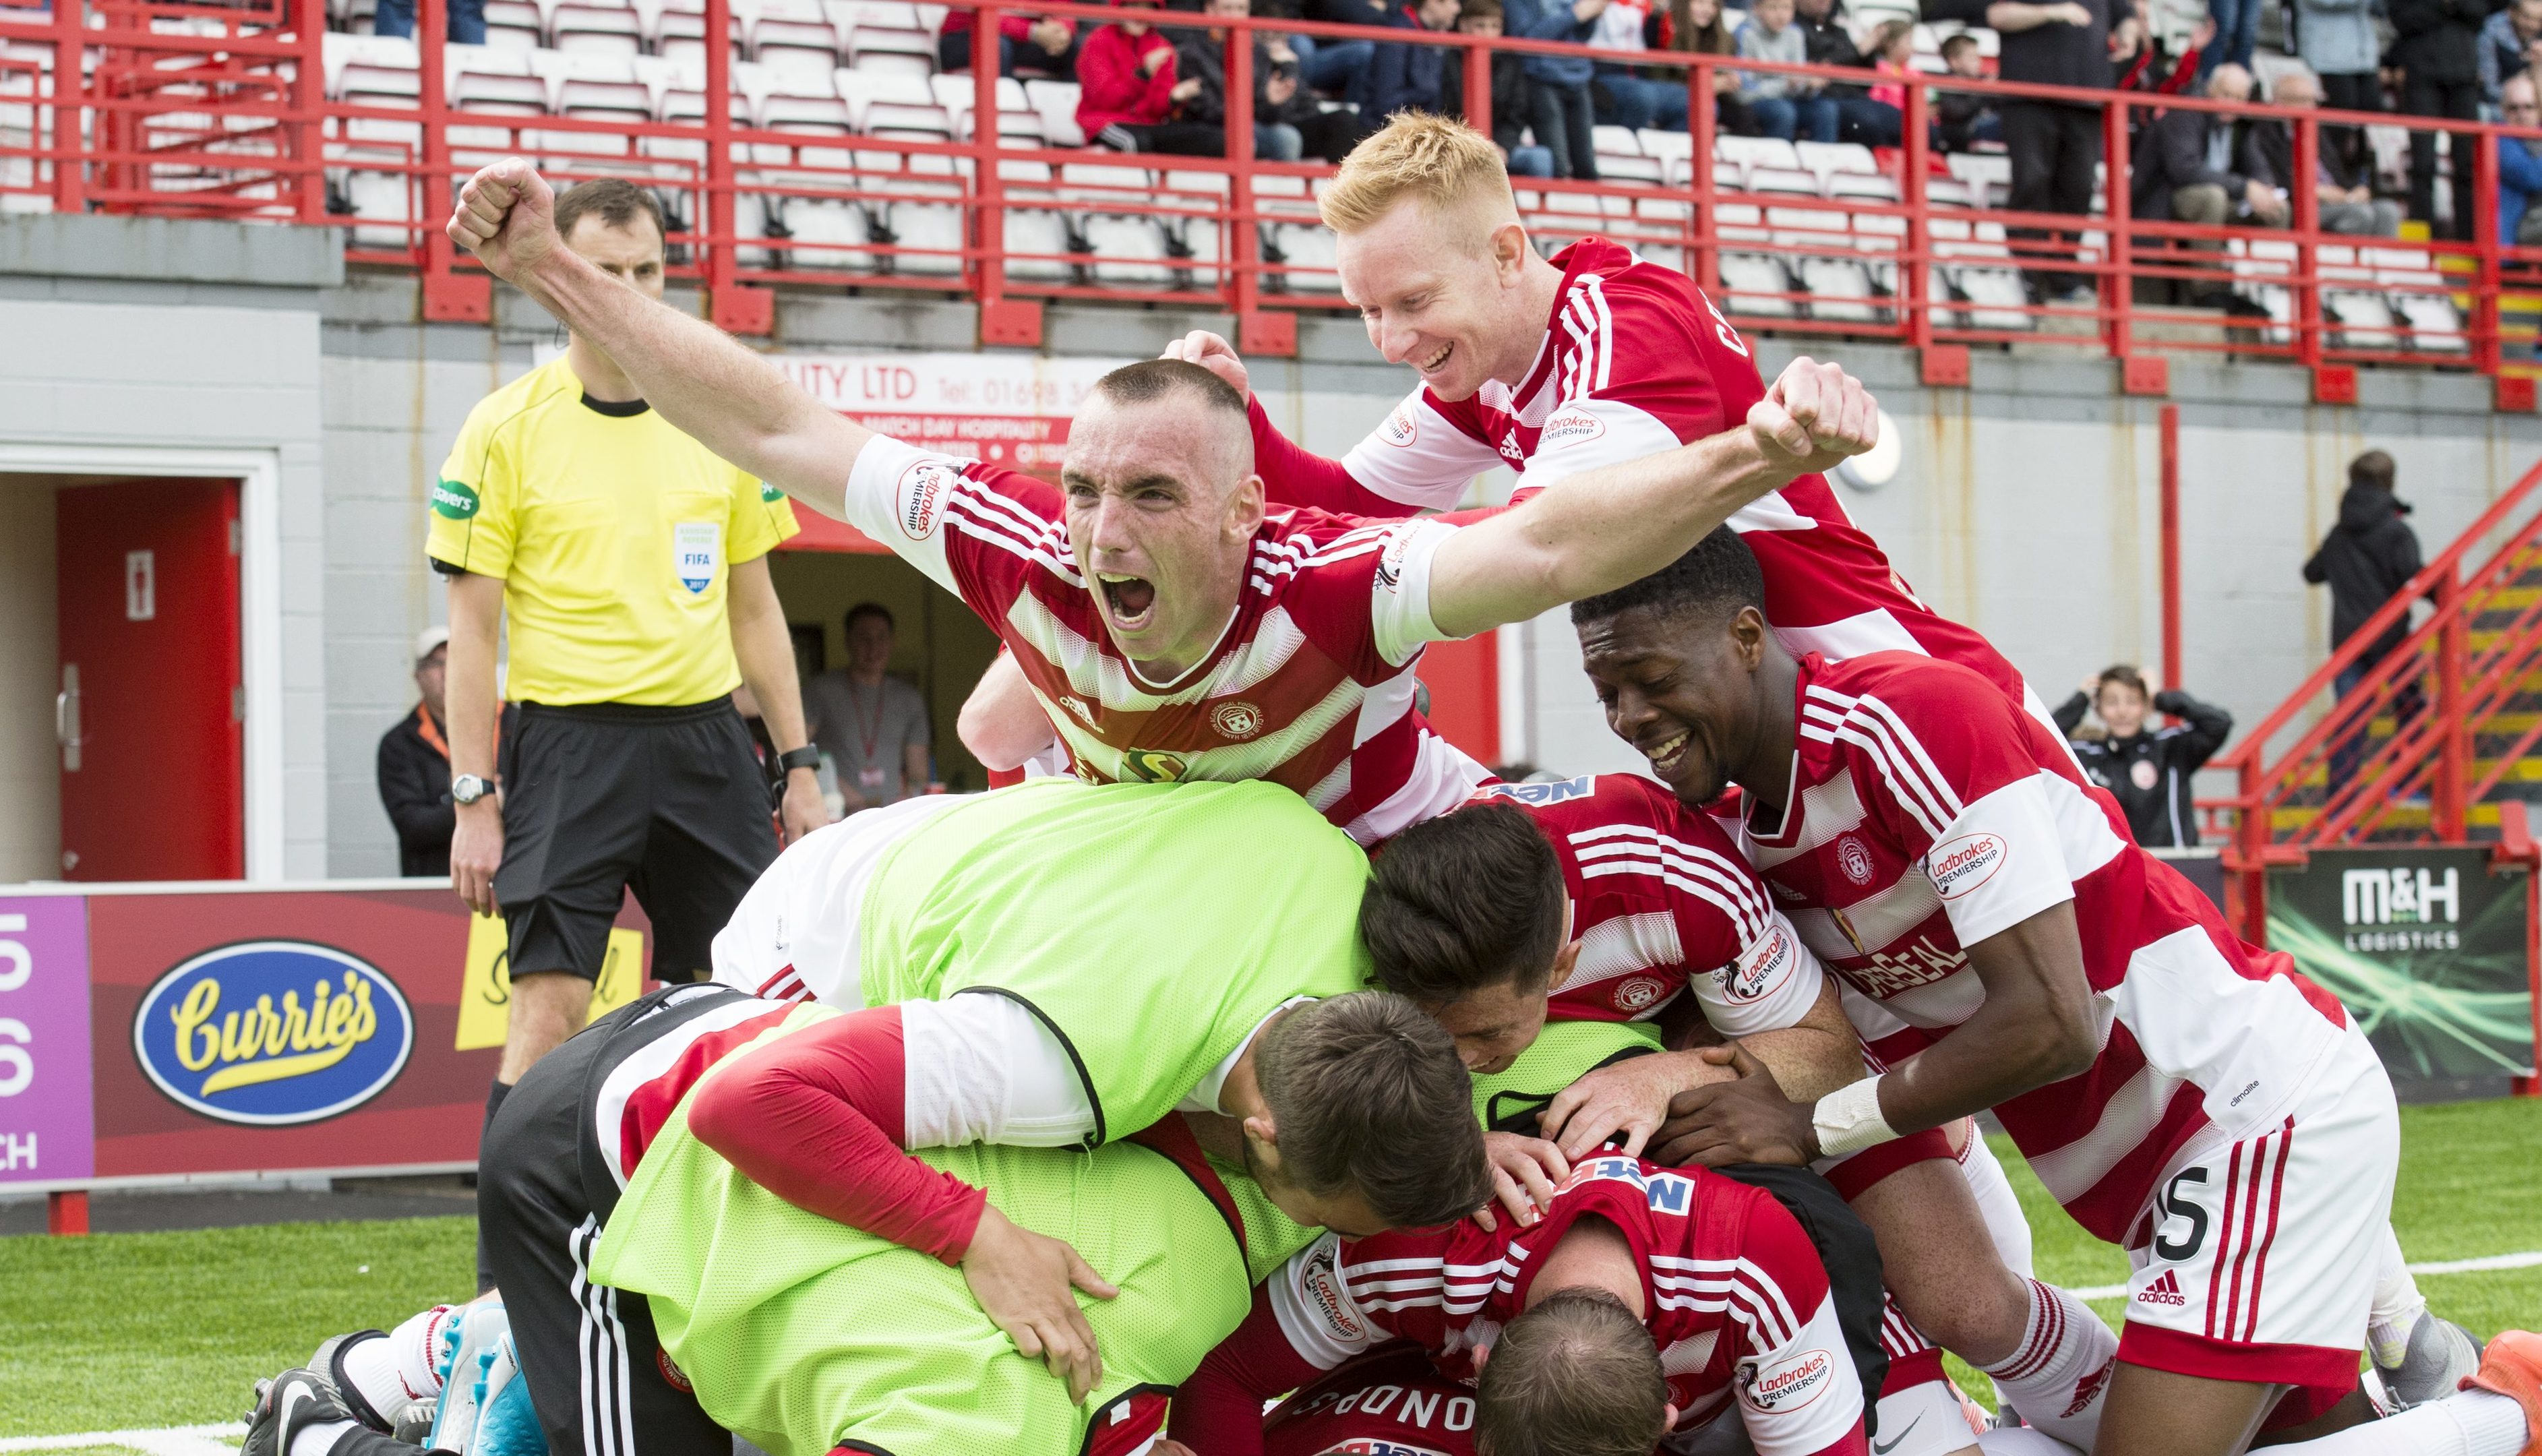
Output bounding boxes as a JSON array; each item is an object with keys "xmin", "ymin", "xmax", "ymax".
[{"xmin": 480, "ymin": 983, "xmax": 764, "ymax": 1456}]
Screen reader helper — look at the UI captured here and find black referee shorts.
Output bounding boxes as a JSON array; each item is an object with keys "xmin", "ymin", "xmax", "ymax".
[
  {"xmin": 495, "ymin": 700, "xmax": 779, "ymax": 984},
  {"xmin": 481, "ymin": 983, "xmax": 752, "ymax": 1456}
]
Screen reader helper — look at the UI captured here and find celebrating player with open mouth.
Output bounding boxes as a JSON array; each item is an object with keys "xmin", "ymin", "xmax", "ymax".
[
  {"xmin": 440, "ymin": 152, "xmax": 1877, "ymax": 850},
  {"xmin": 1566, "ymin": 529, "xmax": 2542, "ymax": 1456}
]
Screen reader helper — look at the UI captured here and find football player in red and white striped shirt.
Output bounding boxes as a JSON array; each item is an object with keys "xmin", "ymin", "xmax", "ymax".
[
  {"xmin": 1170, "ymin": 1151, "xmax": 1873, "ymax": 1456},
  {"xmin": 1368, "ymin": 785, "xmax": 2116, "ymax": 1453},
  {"xmin": 1147, "ymin": 113, "xmax": 2054, "ymax": 735},
  {"xmin": 1569, "ymin": 530, "xmax": 2542, "ymax": 1456},
  {"xmin": 436, "ymin": 157, "xmax": 1879, "ymax": 847}
]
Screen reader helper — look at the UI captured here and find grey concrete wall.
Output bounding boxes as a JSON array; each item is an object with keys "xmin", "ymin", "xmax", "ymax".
[{"xmin": 0, "ymin": 275, "xmax": 329, "ymax": 879}]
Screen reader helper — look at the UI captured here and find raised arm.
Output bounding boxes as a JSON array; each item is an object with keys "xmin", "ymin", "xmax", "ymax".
[
  {"xmin": 1426, "ymin": 357, "xmax": 1879, "ymax": 639},
  {"xmin": 446, "ymin": 160, "xmax": 876, "ymax": 518}
]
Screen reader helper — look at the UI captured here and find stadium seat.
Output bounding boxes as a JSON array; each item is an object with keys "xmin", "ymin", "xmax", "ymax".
[
  {"xmin": 1945, "ymin": 150, "xmax": 2007, "ymax": 208},
  {"xmin": 553, "ymin": 0, "xmax": 643, "ymax": 57},
  {"xmin": 1716, "ymin": 135, "xmax": 1800, "ymax": 176},
  {"xmin": 839, "ymin": 67, "xmax": 952, "ymax": 142},
  {"xmin": 753, "ymin": 0, "xmax": 845, "ymax": 86},
  {"xmin": 848, "ymin": 22, "xmax": 936, "ymax": 78},
  {"xmin": 657, "ymin": 0, "xmax": 744, "ymax": 71},
  {"xmin": 868, "ymin": 156, "xmax": 966, "ymax": 276},
  {"xmin": 998, "ymin": 158, "xmax": 1075, "ymax": 282},
  {"xmin": 1023, "ymin": 78, "xmax": 1083, "ymax": 147},
  {"xmin": 1059, "ymin": 162, "xmax": 1172, "ymax": 287}
]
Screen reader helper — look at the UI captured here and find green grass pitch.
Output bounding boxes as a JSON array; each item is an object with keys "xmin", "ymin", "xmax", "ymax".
[{"xmin": 3, "ymin": 1099, "xmax": 2537, "ymax": 1438}]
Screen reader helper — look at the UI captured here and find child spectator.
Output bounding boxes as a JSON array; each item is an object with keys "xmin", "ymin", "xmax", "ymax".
[
  {"xmin": 1585, "ymin": 0, "xmax": 1692, "ymax": 131},
  {"xmin": 1367, "ymin": 0, "xmax": 1465, "ymax": 120},
  {"xmin": 1452, "ymin": 0, "xmax": 1559, "ymax": 173},
  {"xmin": 1663, "ymin": 0, "xmax": 1759, "ymax": 133},
  {"xmin": 1862, "ymin": 19, "xmax": 1912, "ymax": 136},
  {"xmin": 1933, "ymin": 31, "xmax": 2000, "ymax": 150},
  {"xmin": 1505, "ymin": 0, "xmax": 1608, "ymax": 177},
  {"xmin": 1080, "ymin": 0, "xmax": 1227, "ymax": 153},
  {"xmin": 1735, "ymin": 0, "xmax": 1838, "ymax": 140}
]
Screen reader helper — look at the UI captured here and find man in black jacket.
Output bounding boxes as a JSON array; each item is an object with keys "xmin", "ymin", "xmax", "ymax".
[
  {"xmin": 2129, "ymin": 63, "xmax": 2287, "ymax": 298},
  {"xmin": 2054, "ymin": 665, "xmax": 2235, "ymax": 848},
  {"xmin": 2390, "ymin": 0, "xmax": 2488, "ymax": 237},
  {"xmin": 1920, "ymin": 0, "xmax": 2140, "ymax": 300},
  {"xmin": 1365, "ymin": 0, "xmax": 1462, "ymax": 121},
  {"xmin": 2306, "ymin": 449, "xmax": 2427, "ymax": 788},
  {"xmin": 2247, "ymin": 68, "xmax": 2404, "ymax": 236},
  {"xmin": 1792, "ymin": 0, "xmax": 1897, "ymax": 142},
  {"xmin": 377, "ymin": 628, "xmax": 459, "ymax": 877}
]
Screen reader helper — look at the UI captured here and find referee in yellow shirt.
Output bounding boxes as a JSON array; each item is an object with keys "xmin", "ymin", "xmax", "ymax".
[{"xmin": 425, "ymin": 181, "xmax": 828, "ymax": 1256}]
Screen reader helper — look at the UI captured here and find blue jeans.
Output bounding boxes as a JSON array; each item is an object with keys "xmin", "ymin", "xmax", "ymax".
[
  {"xmin": 1749, "ymin": 93, "xmax": 1838, "ymax": 142},
  {"xmin": 1294, "ymin": 36, "xmax": 1376, "ymax": 96},
  {"xmin": 2199, "ymin": 0, "xmax": 2260, "ymax": 80},
  {"xmin": 372, "ymin": 0, "xmax": 484, "ymax": 42},
  {"xmin": 1505, "ymin": 144, "xmax": 1554, "ymax": 177},
  {"xmin": 2327, "ymin": 658, "xmax": 2425, "ymax": 794},
  {"xmin": 1592, "ymin": 66, "xmax": 1691, "ymax": 131},
  {"xmin": 1257, "ymin": 123, "xmax": 1303, "ymax": 161}
]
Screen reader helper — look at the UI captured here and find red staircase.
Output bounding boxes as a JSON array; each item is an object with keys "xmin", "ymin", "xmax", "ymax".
[{"xmin": 2205, "ymin": 456, "xmax": 2542, "ymax": 940}]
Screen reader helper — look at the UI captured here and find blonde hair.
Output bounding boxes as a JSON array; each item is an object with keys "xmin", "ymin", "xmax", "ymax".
[{"xmin": 1319, "ymin": 113, "xmax": 1514, "ymax": 235}]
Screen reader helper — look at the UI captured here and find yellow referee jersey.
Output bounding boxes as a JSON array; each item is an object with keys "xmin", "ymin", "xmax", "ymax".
[{"xmin": 425, "ymin": 357, "xmax": 800, "ymax": 706}]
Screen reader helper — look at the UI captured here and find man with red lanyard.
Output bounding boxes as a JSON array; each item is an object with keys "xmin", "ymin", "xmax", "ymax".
[{"xmin": 438, "ymin": 154, "xmax": 1881, "ymax": 849}]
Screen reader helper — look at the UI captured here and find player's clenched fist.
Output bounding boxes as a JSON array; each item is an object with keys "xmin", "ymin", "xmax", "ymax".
[
  {"xmin": 1747, "ymin": 355, "xmax": 1880, "ymax": 478},
  {"xmin": 446, "ymin": 157, "xmax": 562, "ymax": 283}
]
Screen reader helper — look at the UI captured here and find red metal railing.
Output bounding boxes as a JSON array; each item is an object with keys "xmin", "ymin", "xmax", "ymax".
[
  {"xmin": 2201, "ymin": 454, "xmax": 2542, "ymax": 936},
  {"xmin": 6, "ymin": 0, "xmax": 2542, "ymax": 368}
]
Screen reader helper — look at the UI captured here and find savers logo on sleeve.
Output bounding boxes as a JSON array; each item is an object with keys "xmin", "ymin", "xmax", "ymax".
[
  {"xmin": 430, "ymin": 479, "xmax": 480, "ymax": 520},
  {"xmin": 132, "ymin": 942, "xmax": 415, "ymax": 1126}
]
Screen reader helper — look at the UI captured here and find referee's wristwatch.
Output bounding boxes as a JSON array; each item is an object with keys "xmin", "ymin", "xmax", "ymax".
[
  {"xmin": 777, "ymin": 746, "xmax": 823, "ymax": 776},
  {"xmin": 451, "ymin": 773, "xmax": 495, "ymax": 806}
]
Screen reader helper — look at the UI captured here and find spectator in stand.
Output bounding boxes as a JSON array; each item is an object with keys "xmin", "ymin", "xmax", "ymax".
[
  {"xmin": 1081, "ymin": 0, "xmax": 1225, "ymax": 154},
  {"xmin": 1175, "ymin": 0, "xmax": 1312, "ymax": 158},
  {"xmin": 1505, "ymin": 0, "xmax": 1607, "ymax": 176},
  {"xmin": 1933, "ymin": 32, "xmax": 2001, "ymax": 150},
  {"xmin": 378, "ymin": 628, "xmax": 463, "ymax": 878},
  {"xmin": 936, "ymin": 9, "xmax": 1081, "ymax": 78},
  {"xmin": 2500, "ymin": 73, "xmax": 2542, "ymax": 244},
  {"xmin": 1296, "ymin": 0, "xmax": 1391, "ymax": 96},
  {"xmin": 1861, "ymin": 20, "xmax": 1914, "ymax": 141},
  {"xmin": 2116, "ymin": 8, "xmax": 2210, "ymax": 90},
  {"xmin": 2131, "ymin": 62, "xmax": 2287, "ymax": 298},
  {"xmin": 803, "ymin": 603, "xmax": 934, "ymax": 814},
  {"xmin": 1662, "ymin": 0, "xmax": 1761, "ymax": 135},
  {"xmin": 1367, "ymin": 0, "xmax": 1465, "ymax": 119},
  {"xmin": 1736, "ymin": 0, "xmax": 1839, "ymax": 140},
  {"xmin": 2390, "ymin": 0, "xmax": 2486, "ymax": 239},
  {"xmin": 373, "ymin": 0, "xmax": 483, "ymax": 44},
  {"xmin": 2483, "ymin": 0, "xmax": 2542, "ymax": 109},
  {"xmin": 2252, "ymin": 65, "xmax": 2404, "ymax": 233},
  {"xmin": 2053, "ymin": 666, "xmax": 2235, "ymax": 849},
  {"xmin": 1791, "ymin": 0, "xmax": 1898, "ymax": 143},
  {"xmin": 2198, "ymin": 0, "xmax": 2258, "ymax": 82},
  {"xmin": 1585, "ymin": 0, "xmax": 1692, "ymax": 132},
  {"xmin": 1449, "ymin": 0, "xmax": 1559, "ymax": 173},
  {"xmin": 2293, "ymin": 0, "xmax": 2382, "ymax": 126},
  {"xmin": 1253, "ymin": 23, "xmax": 1376, "ymax": 156},
  {"xmin": 1923, "ymin": 0, "xmax": 2137, "ymax": 302},
  {"xmin": 2306, "ymin": 449, "xmax": 2427, "ymax": 789}
]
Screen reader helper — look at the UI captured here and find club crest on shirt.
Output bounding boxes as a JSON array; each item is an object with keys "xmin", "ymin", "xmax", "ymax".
[
  {"xmin": 1927, "ymin": 833, "xmax": 2008, "ymax": 901},
  {"xmin": 1211, "ymin": 700, "xmax": 1264, "ymax": 740},
  {"xmin": 2130, "ymin": 759, "xmax": 2161, "ymax": 791},
  {"xmin": 1381, "ymin": 400, "xmax": 1420, "ymax": 448},
  {"xmin": 896, "ymin": 458, "xmax": 960, "ymax": 539},
  {"xmin": 1120, "ymin": 748, "xmax": 1189, "ymax": 783},
  {"xmin": 1612, "ymin": 974, "xmax": 1670, "ymax": 1014},
  {"xmin": 1834, "ymin": 835, "xmax": 1875, "ymax": 886}
]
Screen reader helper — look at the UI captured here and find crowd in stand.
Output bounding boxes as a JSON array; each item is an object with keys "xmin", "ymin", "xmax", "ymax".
[{"xmin": 854, "ymin": 0, "xmax": 2542, "ymax": 300}]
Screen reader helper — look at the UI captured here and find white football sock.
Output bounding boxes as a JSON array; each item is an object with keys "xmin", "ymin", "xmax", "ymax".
[
  {"xmin": 1974, "ymin": 1279, "xmax": 2119, "ymax": 1452},
  {"xmin": 1975, "ymin": 1428, "xmax": 2080, "ymax": 1455},
  {"xmin": 342, "ymin": 1304, "xmax": 459, "ymax": 1418},
  {"xmin": 2256, "ymin": 1389, "xmax": 2529, "ymax": 1456},
  {"xmin": 288, "ymin": 1419, "xmax": 359, "ymax": 1456},
  {"xmin": 2366, "ymin": 1224, "xmax": 2427, "ymax": 1368}
]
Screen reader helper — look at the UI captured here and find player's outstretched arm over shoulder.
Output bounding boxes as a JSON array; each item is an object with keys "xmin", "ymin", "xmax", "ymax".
[
  {"xmin": 446, "ymin": 159, "xmax": 874, "ymax": 517},
  {"xmin": 1424, "ymin": 358, "xmax": 1879, "ymax": 640}
]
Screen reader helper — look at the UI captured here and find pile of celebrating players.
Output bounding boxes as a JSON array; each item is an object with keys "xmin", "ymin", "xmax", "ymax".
[{"xmin": 244, "ymin": 114, "xmax": 2542, "ymax": 1456}]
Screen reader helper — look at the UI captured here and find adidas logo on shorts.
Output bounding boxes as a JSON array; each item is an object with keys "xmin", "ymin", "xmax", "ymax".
[{"xmin": 2137, "ymin": 1271, "xmax": 2189, "ymax": 1307}]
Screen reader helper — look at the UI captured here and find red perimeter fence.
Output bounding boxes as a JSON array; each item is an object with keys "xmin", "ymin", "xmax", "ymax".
[{"xmin": 5, "ymin": 0, "xmax": 2542, "ymax": 370}]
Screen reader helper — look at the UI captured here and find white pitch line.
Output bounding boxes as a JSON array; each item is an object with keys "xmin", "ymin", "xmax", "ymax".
[
  {"xmin": 0, "ymin": 1424, "xmax": 243, "ymax": 1456},
  {"xmin": 2073, "ymin": 1249, "xmax": 2542, "ymax": 1302}
]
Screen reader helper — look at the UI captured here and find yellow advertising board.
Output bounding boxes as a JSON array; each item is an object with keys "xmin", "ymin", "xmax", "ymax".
[{"xmin": 453, "ymin": 913, "xmax": 647, "ymax": 1051}]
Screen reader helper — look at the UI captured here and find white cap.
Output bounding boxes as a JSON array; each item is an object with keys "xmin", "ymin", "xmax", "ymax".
[{"xmin": 415, "ymin": 625, "xmax": 450, "ymax": 664}]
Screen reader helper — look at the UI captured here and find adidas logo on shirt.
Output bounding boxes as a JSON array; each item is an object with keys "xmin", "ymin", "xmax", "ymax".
[{"xmin": 2137, "ymin": 1271, "xmax": 2188, "ymax": 1307}]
